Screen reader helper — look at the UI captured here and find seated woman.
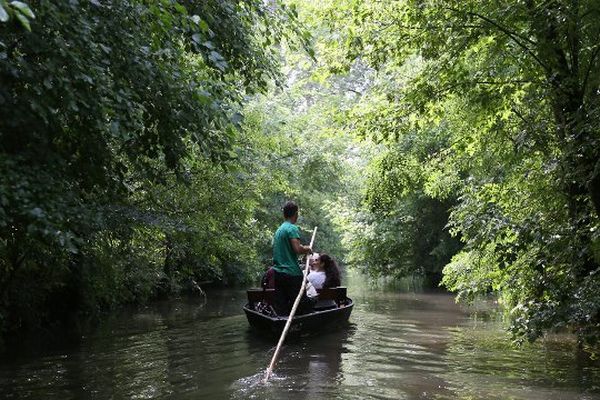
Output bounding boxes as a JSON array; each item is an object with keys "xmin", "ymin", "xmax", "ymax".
[
  {"xmin": 308, "ymin": 253, "xmax": 341, "ymax": 289},
  {"xmin": 307, "ymin": 253, "xmax": 341, "ymax": 309}
]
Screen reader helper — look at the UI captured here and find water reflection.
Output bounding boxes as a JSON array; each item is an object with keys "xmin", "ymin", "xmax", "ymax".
[
  {"xmin": 230, "ymin": 326, "xmax": 354, "ymax": 399},
  {"xmin": 0, "ymin": 278, "xmax": 599, "ymax": 399},
  {"xmin": 443, "ymin": 323, "xmax": 600, "ymax": 399}
]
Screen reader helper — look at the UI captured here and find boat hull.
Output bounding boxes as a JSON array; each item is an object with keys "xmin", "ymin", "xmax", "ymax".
[{"xmin": 243, "ymin": 299, "xmax": 353, "ymax": 337}]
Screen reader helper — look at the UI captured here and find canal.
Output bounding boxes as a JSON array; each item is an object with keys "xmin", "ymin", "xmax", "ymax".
[{"xmin": 1, "ymin": 272, "xmax": 599, "ymax": 399}]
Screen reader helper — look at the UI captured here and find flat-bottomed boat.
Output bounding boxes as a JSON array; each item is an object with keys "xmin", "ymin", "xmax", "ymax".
[{"xmin": 243, "ymin": 287, "xmax": 353, "ymax": 337}]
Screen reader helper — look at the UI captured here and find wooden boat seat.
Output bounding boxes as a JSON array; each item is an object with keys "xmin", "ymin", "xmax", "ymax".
[
  {"xmin": 247, "ymin": 286, "xmax": 348, "ymax": 313},
  {"xmin": 315, "ymin": 286, "xmax": 348, "ymax": 311},
  {"xmin": 316, "ymin": 286, "xmax": 348, "ymax": 307}
]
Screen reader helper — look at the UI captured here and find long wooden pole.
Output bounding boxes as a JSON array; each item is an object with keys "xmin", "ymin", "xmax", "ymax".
[{"xmin": 263, "ymin": 226, "xmax": 317, "ymax": 383}]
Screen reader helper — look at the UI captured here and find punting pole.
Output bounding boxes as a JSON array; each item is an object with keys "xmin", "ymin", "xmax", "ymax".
[{"xmin": 263, "ymin": 226, "xmax": 318, "ymax": 383}]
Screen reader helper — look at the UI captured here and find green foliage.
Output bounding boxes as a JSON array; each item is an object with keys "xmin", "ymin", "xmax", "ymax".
[
  {"xmin": 312, "ymin": 0, "xmax": 600, "ymax": 351},
  {"xmin": 338, "ymin": 120, "xmax": 462, "ymax": 285},
  {"xmin": 4, "ymin": 0, "xmax": 599, "ymax": 357},
  {"xmin": 241, "ymin": 58, "xmax": 362, "ymax": 265},
  {"xmin": 0, "ymin": 0, "xmax": 302, "ymax": 340},
  {"xmin": 0, "ymin": 1, "xmax": 35, "ymax": 31}
]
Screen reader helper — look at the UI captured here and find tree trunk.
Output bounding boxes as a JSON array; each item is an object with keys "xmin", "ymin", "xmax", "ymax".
[{"xmin": 530, "ymin": 1, "xmax": 600, "ymax": 276}]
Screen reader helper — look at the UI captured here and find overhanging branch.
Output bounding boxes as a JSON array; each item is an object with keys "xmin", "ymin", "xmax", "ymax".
[{"xmin": 445, "ymin": 7, "xmax": 553, "ymax": 76}]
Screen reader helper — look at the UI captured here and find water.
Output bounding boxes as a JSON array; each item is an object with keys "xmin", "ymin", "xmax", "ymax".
[{"xmin": 1, "ymin": 273, "xmax": 599, "ymax": 399}]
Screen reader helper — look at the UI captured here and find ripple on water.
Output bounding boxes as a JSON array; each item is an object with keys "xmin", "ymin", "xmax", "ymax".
[{"xmin": 1, "ymin": 286, "xmax": 600, "ymax": 400}]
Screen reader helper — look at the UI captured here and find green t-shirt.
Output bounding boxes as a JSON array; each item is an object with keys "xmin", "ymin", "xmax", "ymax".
[{"xmin": 272, "ymin": 220, "xmax": 302, "ymax": 276}]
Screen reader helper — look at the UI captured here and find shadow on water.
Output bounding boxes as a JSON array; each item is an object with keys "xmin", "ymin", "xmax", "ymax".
[{"xmin": 0, "ymin": 273, "xmax": 599, "ymax": 399}]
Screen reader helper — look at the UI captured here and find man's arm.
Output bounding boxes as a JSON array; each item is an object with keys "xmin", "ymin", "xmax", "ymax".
[{"xmin": 290, "ymin": 238, "xmax": 312, "ymax": 255}]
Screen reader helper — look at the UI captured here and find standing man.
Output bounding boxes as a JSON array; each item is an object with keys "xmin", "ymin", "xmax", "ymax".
[{"xmin": 272, "ymin": 201, "xmax": 313, "ymax": 316}]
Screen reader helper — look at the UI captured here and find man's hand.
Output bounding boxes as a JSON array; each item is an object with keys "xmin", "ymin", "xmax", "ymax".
[{"xmin": 291, "ymin": 238, "xmax": 312, "ymax": 255}]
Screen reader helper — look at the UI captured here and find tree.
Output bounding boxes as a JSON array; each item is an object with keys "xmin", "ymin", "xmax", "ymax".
[
  {"xmin": 355, "ymin": 131, "xmax": 462, "ymax": 286},
  {"xmin": 312, "ymin": 0, "xmax": 600, "ymax": 350},
  {"xmin": 241, "ymin": 57, "xmax": 362, "ymax": 264},
  {"xmin": 0, "ymin": 0, "xmax": 302, "ymax": 340}
]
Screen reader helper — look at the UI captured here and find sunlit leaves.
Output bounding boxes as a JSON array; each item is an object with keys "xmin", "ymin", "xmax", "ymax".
[
  {"xmin": 312, "ymin": 0, "xmax": 600, "ymax": 351},
  {"xmin": 0, "ymin": 0, "xmax": 34, "ymax": 30}
]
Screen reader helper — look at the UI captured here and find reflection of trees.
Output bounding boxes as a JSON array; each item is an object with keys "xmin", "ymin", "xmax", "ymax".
[
  {"xmin": 442, "ymin": 323, "xmax": 600, "ymax": 399},
  {"xmin": 88, "ymin": 313, "xmax": 172, "ymax": 398},
  {"xmin": 73, "ymin": 298, "xmax": 211, "ymax": 398},
  {"xmin": 69, "ymin": 292, "xmax": 275, "ymax": 399},
  {"xmin": 338, "ymin": 305, "xmax": 458, "ymax": 399}
]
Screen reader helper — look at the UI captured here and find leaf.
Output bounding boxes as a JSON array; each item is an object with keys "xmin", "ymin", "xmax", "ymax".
[
  {"xmin": 110, "ymin": 120, "xmax": 120, "ymax": 136},
  {"xmin": 208, "ymin": 50, "xmax": 227, "ymax": 71},
  {"xmin": 14, "ymin": 11, "xmax": 30, "ymax": 31},
  {"xmin": 174, "ymin": 2, "xmax": 186, "ymax": 15},
  {"xmin": 99, "ymin": 43, "xmax": 111, "ymax": 54},
  {"xmin": 10, "ymin": 1, "xmax": 34, "ymax": 19},
  {"xmin": 0, "ymin": 4, "xmax": 8, "ymax": 22},
  {"xmin": 198, "ymin": 19, "xmax": 209, "ymax": 33},
  {"xmin": 29, "ymin": 207, "xmax": 44, "ymax": 218},
  {"xmin": 230, "ymin": 112, "xmax": 244, "ymax": 126},
  {"xmin": 197, "ymin": 90, "xmax": 211, "ymax": 105},
  {"xmin": 209, "ymin": 50, "xmax": 223, "ymax": 61},
  {"xmin": 81, "ymin": 74, "xmax": 93, "ymax": 84}
]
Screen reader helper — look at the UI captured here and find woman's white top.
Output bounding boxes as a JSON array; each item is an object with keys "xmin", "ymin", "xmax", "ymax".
[{"xmin": 307, "ymin": 270, "xmax": 326, "ymax": 290}]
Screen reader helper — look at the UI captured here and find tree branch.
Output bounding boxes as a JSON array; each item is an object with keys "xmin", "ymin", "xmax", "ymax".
[
  {"xmin": 472, "ymin": 79, "xmax": 538, "ymax": 85},
  {"xmin": 582, "ymin": 44, "xmax": 600, "ymax": 94},
  {"xmin": 452, "ymin": 8, "xmax": 538, "ymax": 46},
  {"xmin": 346, "ymin": 88, "xmax": 363, "ymax": 95},
  {"xmin": 430, "ymin": 79, "xmax": 538, "ymax": 98},
  {"xmin": 568, "ymin": 0, "xmax": 580, "ymax": 77},
  {"xmin": 445, "ymin": 7, "xmax": 553, "ymax": 75}
]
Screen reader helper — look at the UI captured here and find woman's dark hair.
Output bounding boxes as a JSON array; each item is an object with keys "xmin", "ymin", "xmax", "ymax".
[
  {"xmin": 319, "ymin": 254, "xmax": 341, "ymax": 288},
  {"xmin": 283, "ymin": 201, "xmax": 298, "ymax": 219}
]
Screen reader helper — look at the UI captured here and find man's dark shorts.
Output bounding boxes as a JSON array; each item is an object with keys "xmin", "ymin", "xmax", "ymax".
[{"xmin": 273, "ymin": 270, "xmax": 313, "ymax": 316}]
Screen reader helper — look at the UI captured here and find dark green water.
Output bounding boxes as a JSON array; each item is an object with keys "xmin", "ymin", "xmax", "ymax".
[{"xmin": 1, "ymin": 272, "xmax": 599, "ymax": 399}]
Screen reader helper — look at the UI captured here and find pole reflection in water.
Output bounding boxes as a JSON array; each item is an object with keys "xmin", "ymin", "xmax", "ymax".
[
  {"xmin": 0, "ymin": 272, "xmax": 599, "ymax": 399},
  {"xmin": 231, "ymin": 326, "xmax": 354, "ymax": 399}
]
